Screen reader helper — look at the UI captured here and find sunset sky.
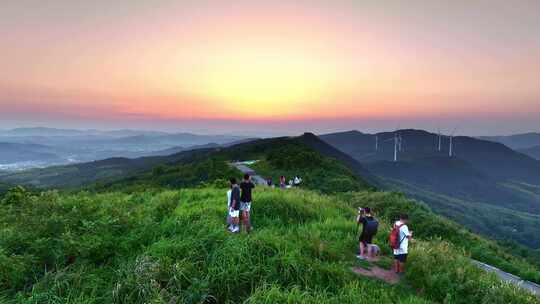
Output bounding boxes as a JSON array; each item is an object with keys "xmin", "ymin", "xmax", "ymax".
[{"xmin": 1, "ymin": 0, "xmax": 539, "ymax": 135}]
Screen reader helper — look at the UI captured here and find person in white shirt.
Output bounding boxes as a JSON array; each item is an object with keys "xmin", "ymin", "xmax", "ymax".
[
  {"xmin": 393, "ymin": 214, "xmax": 413, "ymax": 274},
  {"xmin": 226, "ymin": 187, "xmax": 232, "ymax": 231},
  {"xmin": 293, "ymin": 176, "xmax": 302, "ymax": 187}
]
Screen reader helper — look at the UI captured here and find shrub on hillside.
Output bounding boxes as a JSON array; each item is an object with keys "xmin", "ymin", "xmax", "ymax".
[{"xmin": 1, "ymin": 186, "xmax": 30, "ymax": 205}]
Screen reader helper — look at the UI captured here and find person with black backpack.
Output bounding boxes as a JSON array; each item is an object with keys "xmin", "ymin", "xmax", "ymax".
[{"xmin": 356, "ymin": 207, "xmax": 379, "ymax": 260}]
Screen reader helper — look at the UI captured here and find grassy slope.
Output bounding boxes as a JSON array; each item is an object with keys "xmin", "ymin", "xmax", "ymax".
[
  {"xmin": 380, "ymin": 177, "xmax": 540, "ymax": 251},
  {"xmin": 250, "ymin": 142, "xmax": 370, "ymax": 193},
  {"xmin": 1, "ymin": 187, "xmax": 538, "ymax": 303}
]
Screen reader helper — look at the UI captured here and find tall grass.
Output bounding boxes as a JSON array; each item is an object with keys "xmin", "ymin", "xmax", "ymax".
[{"xmin": 1, "ymin": 187, "xmax": 538, "ymax": 303}]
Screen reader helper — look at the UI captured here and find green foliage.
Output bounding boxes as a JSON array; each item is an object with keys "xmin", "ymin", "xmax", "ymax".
[
  {"xmin": 381, "ymin": 177, "xmax": 540, "ymax": 251},
  {"xmin": 0, "ymin": 187, "xmax": 538, "ymax": 303},
  {"xmin": 267, "ymin": 145, "xmax": 325, "ymax": 169},
  {"xmin": 1, "ymin": 186, "xmax": 30, "ymax": 205},
  {"xmin": 407, "ymin": 241, "xmax": 538, "ymax": 303},
  {"xmin": 91, "ymin": 159, "xmax": 240, "ymax": 193},
  {"xmin": 339, "ymin": 191, "xmax": 540, "ymax": 284}
]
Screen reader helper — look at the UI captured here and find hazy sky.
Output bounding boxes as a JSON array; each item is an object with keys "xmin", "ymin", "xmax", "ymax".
[{"xmin": 1, "ymin": 0, "xmax": 539, "ymax": 135}]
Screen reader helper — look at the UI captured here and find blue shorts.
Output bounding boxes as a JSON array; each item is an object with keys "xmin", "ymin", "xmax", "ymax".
[
  {"xmin": 240, "ymin": 201, "xmax": 251, "ymax": 212},
  {"xmin": 394, "ymin": 254, "xmax": 408, "ymax": 263}
]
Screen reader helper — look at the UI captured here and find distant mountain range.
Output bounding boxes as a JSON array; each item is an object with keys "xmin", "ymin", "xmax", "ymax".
[
  {"xmin": 0, "ymin": 127, "xmax": 169, "ymax": 137},
  {"xmin": 518, "ymin": 145, "xmax": 540, "ymax": 160},
  {"xmin": 320, "ymin": 129, "xmax": 540, "ymax": 248},
  {"xmin": 0, "ymin": 127, "xmax": 250, "ymax": 170},
  {"xmin": 321, "ymin": 129, "xmax": 540, "ymax": 184},
  {"xmin": 479, "ymin": 133, "xmax": 540, "ymax": 150}
]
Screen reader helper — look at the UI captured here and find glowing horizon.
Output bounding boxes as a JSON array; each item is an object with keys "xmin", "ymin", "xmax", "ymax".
[{"xmin": 1, "ymin": 0, "xmax": 539, "ymax": 135}]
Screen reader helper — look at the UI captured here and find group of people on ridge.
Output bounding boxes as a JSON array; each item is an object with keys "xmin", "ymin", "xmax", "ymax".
[
  {"xmin": 226, "ymin": 174, "xmax": 413, "ymax": 274},
  {"xmin": 356, "ymin": 207, "xmax": 413, "ymax": 274},
  {"xmin": 266, "ymin": 175, "xmax": 302, "ymax": 188},
  {"xmin": 227, "ymin": 174, "xmax": 255, "ymax": 233}
]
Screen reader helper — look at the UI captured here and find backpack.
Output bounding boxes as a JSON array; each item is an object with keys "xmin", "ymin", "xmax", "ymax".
[
  {"xmin": 364, "ymin": 218, "xmax": 379, "ymax": 236},
  {"xmin": 389, "ymin": 223, "xmax": 404, "ymax": 249}
]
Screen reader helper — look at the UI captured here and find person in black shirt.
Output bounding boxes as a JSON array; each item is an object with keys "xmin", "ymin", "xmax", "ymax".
[
  {"xmin": 356, "ymin": 207, "xmax": 378, "ymax": 260},
  {"xmin": 240, "ymin": 173, "xmax": 255, "ymax": 233},
  {"xmin": 229, "ymin": 177, "xmax": 241, "ymax": 233}
]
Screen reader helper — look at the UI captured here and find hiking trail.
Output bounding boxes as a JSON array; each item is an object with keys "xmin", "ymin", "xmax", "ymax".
[{"xmin": 231, "ymin": 161, "xmax": 267, "ymax": 186}]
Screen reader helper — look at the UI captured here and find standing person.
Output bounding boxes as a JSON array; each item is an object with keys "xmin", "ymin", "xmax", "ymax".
[
  {"xmin": 228, "ymin": 178, "xmax": 241, "ymax": 233},
  {"xmin": 240, "ymin": 174, "xmax": 255, "ymax": 233},
  {"xmin": 356, "ymin": 207, "xmax": 378, "ymax": 260},
  {"xmin": 226, "ymin": 185, "xmax": 232, "ymax": 231},
  {"xmin": 294, "ymin": 176, "xmax": 302, "ymax": 187},
  {"xmin": 266, "ymin": 177, "xmax": 273, "ymax": 187},
  {"xmin": 279, "ymin": 176, "xmax": 286, "ymax": 188},
  {"xmin": 392, "ymin": 214, "xmax": 413, "ymax": 274}
]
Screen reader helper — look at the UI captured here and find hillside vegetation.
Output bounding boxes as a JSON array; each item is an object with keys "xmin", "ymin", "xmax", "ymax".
[
  {"xmin": 1, "ymin": 186, "xmax": 538, "ymax": 303},
  {"xmin": 320, "ymin": 130, "xmax": 540, "ymax": 250},
  {"xmin": 87, "ymin": 134, "xmax": 372, "ymax": 194}
]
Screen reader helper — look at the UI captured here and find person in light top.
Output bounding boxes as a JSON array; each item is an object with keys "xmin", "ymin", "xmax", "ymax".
[
  {"xmin": 393, "ymin": 213, "xmax": 413, "ymax": 274},
  {"xmin": 293, "ymin": 176, "xmax": 302, "ymax": 187},
  {"xmin": 226, "ymin": 185, "xmax": 232, "ymax": 231},
  {"xmin": 228, "ymin": 178, "xmax": 241, "ymax": 233}
]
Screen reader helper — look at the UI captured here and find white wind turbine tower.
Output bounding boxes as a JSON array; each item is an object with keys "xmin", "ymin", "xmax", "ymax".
[
  {"xmin": 375, "ymin": 135, "xmax": 379, "ymax": 152},
  {"xmin": 449, "ymin": 127, "xmax": 458, "ymax": 157},
  {"xmin": 394, "ymin": 132, "xmax": 399, "ymax": 162},
  {"xmin": 380, "ymin": 133, "xmax": 397, "ymax": 161},
  {"xmin": 437, "ymin": 129, "xmax": 442, "ymax": 152}
]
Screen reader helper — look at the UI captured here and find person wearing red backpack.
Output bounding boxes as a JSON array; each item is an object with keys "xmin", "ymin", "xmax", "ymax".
[{"xmin": 391, "ymin": 214, "xmax": 413, "ymax": 274}]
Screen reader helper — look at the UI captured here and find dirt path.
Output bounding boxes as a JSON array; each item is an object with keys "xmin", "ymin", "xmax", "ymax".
[
  {"xmin": 231, "ymin": 162, "xmax": 267, "ymax": 186},
  {"xmin": 352, "ymin": 265, "xmax": 400, "ymax": 284}
]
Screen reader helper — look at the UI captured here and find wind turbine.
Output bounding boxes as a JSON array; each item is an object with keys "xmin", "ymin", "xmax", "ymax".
[
  {"xmin": 437, "ymin": 129, "xmax": 442, "ymax": 152},
  {"xmin": 375, "ymin": 135, "xmax": 379, "ymax": 152},
  {"xmin": 394, "ymin": 132, "xmax": 398, "ymax": 162},
  {"xmin": 449, "ymin": 127, "xmax": 458, "ymax": 157},
  {"xmin": 380, "ymin": 133, "xmax": 396, "ymax": 161}
]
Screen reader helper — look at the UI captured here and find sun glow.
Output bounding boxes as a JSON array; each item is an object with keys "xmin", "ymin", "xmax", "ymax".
[{"xmin": 180, "ymin": 47, "xmax": 340, "ymax": 118}]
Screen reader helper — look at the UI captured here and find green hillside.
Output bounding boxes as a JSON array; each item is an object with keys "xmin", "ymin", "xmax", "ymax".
[
  {"xmin": 0, "ymin": 134, "xmax": 373, "ymax": 193},
  {"xmin": 1, "ymin": 134, "xmax": 539, "ymax": 302},
  {"xmin": 378, "ymin": 177, "xmax": 540, "ymax": 251},
  {"xmin": 87, "ymin": 135, "xmax": 372, "ymax": 194},
  {"xmin": 320, "ymin": 130, "xmax": 540, "ymax": 250},
  {"xmin": 1, "ymin": 186, "xmax": 538, "ymax": 303}
]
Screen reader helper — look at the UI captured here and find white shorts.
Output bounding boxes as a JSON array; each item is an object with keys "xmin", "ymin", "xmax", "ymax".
[
  {"xmin": 240, "ymin": 202, "xmax": 251, "ymax": 212},
  {"xmin": 229, "ymin": 209, "xmax": 239, "ymax": 218}
]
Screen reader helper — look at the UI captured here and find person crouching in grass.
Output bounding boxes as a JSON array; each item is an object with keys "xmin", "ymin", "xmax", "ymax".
[
  {"xmin": 240, "ymin": 173, "xmax": 255, "ymax": 233},
  {"xmin": 356, "ymin": 207, "xmax": 379, "ymax": 260},
  {"xmin": 228, "ymin": 177, "xmax": 241, "ymax": 233},
  {"xmin": 393, "ymin": 213, "xmax": 413, "ymax": 274}
]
